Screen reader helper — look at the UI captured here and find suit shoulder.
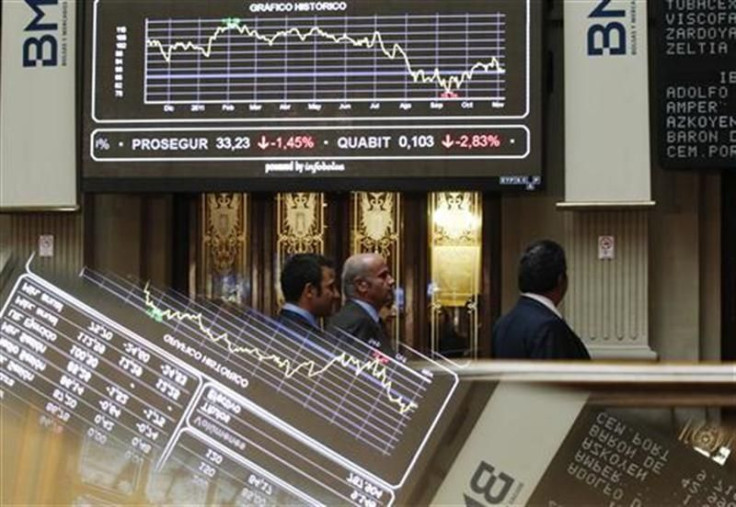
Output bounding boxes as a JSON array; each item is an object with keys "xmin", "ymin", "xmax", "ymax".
[
  {"xmin": 501, "ymin": 299, "xmax": 558, "ymax": 325},
  {"xmin": 544, "ymin": 318, "xmax": 585, "ymax": 346},
  {"xmin": 328, "ymin": 306, "xmax": 354, "ymax": 328}
]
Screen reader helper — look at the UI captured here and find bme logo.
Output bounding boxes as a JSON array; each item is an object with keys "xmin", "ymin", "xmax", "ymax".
[
  {"xmin": 586, "ymin": 0, "xmax": 627, "ymax": 56},
  {"xmin": 22, "ymin": 0, "xmax": 59, "ymax": 67},
  {"xmin": 463, "ymin": 461, "xmax": 518, "ymax": 506}
]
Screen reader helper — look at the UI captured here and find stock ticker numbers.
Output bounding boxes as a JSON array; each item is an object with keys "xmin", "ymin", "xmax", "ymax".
[
  {"xmin": 0, "ymin": 260, "xmax": 459, "ymax": 506},
  {"xmin": 82, "ymin": 0, "xmax": 543, "ymax": 188},
  {"xmin": 655, "ymin": 0, "xmax": 736, "ymax": 168},
  {"xmin": 91, "ymin": 127, "xmax": 525, "ymax": 163},
  {"xmin": 0, "ymin": 273, "xmax": 198, "ymax": 463}
]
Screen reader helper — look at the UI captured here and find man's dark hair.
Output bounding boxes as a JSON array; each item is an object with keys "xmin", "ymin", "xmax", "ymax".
[
  {"xmin": 518, "ymin": 240, "xmax": 567, "ymax": 294},
  {"xmin": 280, "ymin": 253, "xmax": 334, "ymax": 303}
]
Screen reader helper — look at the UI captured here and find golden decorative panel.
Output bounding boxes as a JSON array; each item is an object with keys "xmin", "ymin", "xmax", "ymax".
[
  {"xmin": 430, "ymin": 246, "xmax": 480, "ymax": 307},
  {"xmin": 431, "ymin": 192, "xmax": 482, "ymax": 246},
  {"xmin": 428, "ymin": 192, "xmax": 482, "ymax": 358},
  {"xmin": 200, "ymin": 193, "xmax": 249, "ymax": 304},
  {"xmin": 351, "ymin": 192, "xmax": 402, "ymax": 344},
  {"xmin": 352, "ymin": 192, "xmax": 399, "ymax": 258},
  {"xmin": 275, "ymin": 193, "xmax": 326, "ymax": 305},
  {"xmin": 276, "ymin": 193, "xmax": 326, "ymax": 255}
]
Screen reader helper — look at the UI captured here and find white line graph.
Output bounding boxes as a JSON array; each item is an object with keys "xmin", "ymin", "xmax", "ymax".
[
  {"xmin": 141, "ymin": 282, "xmax": 419, "ymax": 415},
  {"xmin": 143, "ymin": 13, "xmax": 507, "ymax": 103},
  {"xmin": 82, "ymin": 269, "xmax": 432, "ymax": 457}
]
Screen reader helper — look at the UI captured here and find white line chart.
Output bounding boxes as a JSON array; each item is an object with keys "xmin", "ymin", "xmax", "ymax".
[
  {"xmin": 82, "ymin": 269, "xmax": 433, "ymax": 457},
  {"xmin": 143, "ymin": 13, "xmax": 507, "ymax": 103},
  {"xmin": 140, "ymin": 282, "xmax": 419, "ymax": 415}
]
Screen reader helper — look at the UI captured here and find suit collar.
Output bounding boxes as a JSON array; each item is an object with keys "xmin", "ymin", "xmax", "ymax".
[
  {"xmin": 520, "ymin": 293, "xmax": 562, "ymax": 319},
  {"xmin": 281, "ymin": 303, "xmax": 319, "ymax": 329},
  {"xmin": 349, "ymin": 298, "xmax": 380, "ymax": 323}
]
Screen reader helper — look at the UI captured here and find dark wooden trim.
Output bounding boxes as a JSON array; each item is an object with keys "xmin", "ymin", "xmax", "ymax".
[
  {"xmin": 400, "ymin": 193, "xmax": 429, "ymax": 352},
  {"xmin": 189, "ymin": 195, "xmax": 200, "ymax": 297},
  {"xmin": 722, "ymin": 173, "xmax": 736, "ymax": 362},
  {"xmin": 263, "ymin": 194, "xmax": 276, "ymax": 316},
  {"xmin": 249, "ymin": 193, "xmax": 273, "ymax": 315},
  {"xmin": 139, "ymin": 197, "xmax": 151, "ymax": 283},
  {"xmin": 400, "ymin": 195, "xmax": 414, "ymax": 349},
  {"xmin": 418, "ymin": 193, "xmax": 430, "ymax": 354},
  {"xmin": 326, "ymin": 192, "xmax": 350, "ymax": 274},
  {"xmin": 249, "ymin": 193, "xmax": 263, "ymax": 312},
  {"xmin": 481, "ymin": 193, "xmax": 502, "ymax": 358},
  {"xmin": 171, "ymin": 194, "xmax": 193, "ymax": 294},
  {"xmin": 718, "ymin": 173, "xmax": 734, "ymax": 424},
  {"xmin": 82, "ymin": 193, "xmax": 96, "ymax": 269},
  {"xmin": 241, "ymin": 194, "xmax": 252, "ymax": 308}
]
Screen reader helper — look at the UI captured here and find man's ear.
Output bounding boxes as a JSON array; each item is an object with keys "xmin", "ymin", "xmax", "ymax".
[
  {"xmin": 557, "ymin": 272, "xmax": 569, "ymax": 297},
  {"xmin": 303, "ymin": 282, "xmax": 316, "ymax": 299}
]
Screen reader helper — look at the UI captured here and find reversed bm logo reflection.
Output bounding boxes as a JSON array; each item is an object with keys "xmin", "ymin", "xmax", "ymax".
[{"xmin": 463, "ymin": 461, "xmax": 518, "ymax": 506}]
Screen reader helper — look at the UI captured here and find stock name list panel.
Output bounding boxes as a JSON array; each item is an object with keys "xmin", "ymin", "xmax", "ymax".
[
  {"xmin": 0, "ymin": 260, "xmax": 459, "ymax": 506},
  {"xmin": 654, "ymin": 0, "xmax": 736, "ymax": 168},
  {"xmin": 528, "ymin": 408, "xmax": 736, "ymax": 506}
]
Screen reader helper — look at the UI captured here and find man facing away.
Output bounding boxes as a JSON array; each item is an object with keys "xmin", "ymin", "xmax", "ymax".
[
  {"xmin": 328, "ymin": 253, "xmax": 396, "ymax": 355},
  {"xmin": 277, "ymin": 253, "xmax": 340, "ymax": 332},
  {"xmin": 492, "ymin": 239, "xmax": 591, "ymax": 360}
]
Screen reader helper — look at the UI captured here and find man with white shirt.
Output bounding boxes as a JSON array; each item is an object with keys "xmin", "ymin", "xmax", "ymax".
[
  {"xmin": 492, "ymin": 240, "xmax": 590, "ymax": 359},
  {"xmin": 328, "ymin": 253, "xmax": 396, "ymax": 355},
  {"xmin": 277, "ymin": 253, "xmax": 339, "ymax": 332}
]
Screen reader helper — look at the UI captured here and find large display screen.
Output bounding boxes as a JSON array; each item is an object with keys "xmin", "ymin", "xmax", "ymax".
[{"xmin": 82, "ymin": 0, "xmax": 544, "ymax": 191}]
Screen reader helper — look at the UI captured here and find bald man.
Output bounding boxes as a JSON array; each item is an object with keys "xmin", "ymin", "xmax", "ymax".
[{"xmin": 328, "ymin": 253, "xmax": 395, "ymax": 355}]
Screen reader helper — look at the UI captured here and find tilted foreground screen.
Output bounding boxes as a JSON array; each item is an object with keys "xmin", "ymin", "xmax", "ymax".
[
  {"xmin": 82, "ymin": 0, "xmax": 543, "ymax": 191},
  {"xmin": 0, "ymin": 258, "xmax": 459, "ymax": 505},
  {"xmin": 1, "ymin": 258, "xmax": 734, "ymax": 505}
]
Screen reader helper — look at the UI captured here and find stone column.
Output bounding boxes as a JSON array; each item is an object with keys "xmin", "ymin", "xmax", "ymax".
[{"xmin": 562, "ymin": 209, "xmax": 656, "ymax": 360}]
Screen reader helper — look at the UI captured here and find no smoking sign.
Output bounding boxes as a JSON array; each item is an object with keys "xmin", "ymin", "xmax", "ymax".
[{"xmin": 598, "ymin": 235, "xmax": 615, "ymax": 260}]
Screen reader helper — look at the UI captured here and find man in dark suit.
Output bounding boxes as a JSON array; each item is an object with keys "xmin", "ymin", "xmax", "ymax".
[
  {"xmin": 328, "ymin": 253, "xmax": 396, "ymax": 355},
  {"xmin": 492, "ymin": 240, "xmax": 590, "ymax": 360},
  {"xmin": 276, "ymin": 253, "xmax": 339, "ymax": 333}
]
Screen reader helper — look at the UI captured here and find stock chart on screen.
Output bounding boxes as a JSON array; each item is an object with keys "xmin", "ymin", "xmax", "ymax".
[
  {"xmin": 82, "ymin": 0, "xmax": 543, "ymax": 190},
  {"xmin": 0, "ymin": 257, "xmax": 459, "ymax": 505}
]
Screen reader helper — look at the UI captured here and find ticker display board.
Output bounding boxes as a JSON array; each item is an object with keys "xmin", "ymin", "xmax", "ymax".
[
  {"xmin": 81, "ymin": 0, "xmax": 543, "ymax": 191},
  {"xmin": 654, "ymin": 0, "xmax": 736, "ymax": 169}
]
